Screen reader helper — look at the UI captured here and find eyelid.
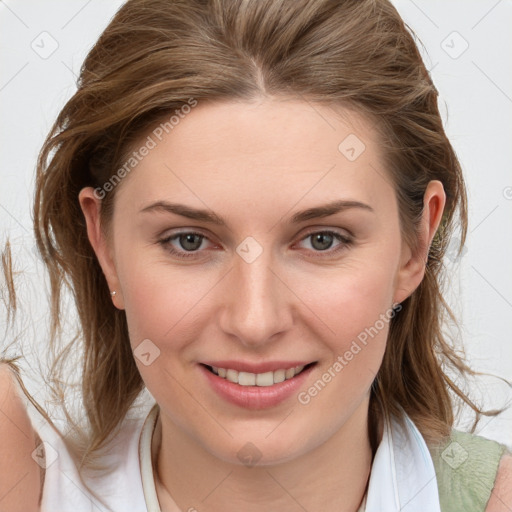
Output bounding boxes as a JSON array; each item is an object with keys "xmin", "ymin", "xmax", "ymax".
[
  {"xmin": 156, "ymin": 227, "xmax": 216, "ymax": 246},
  {"xmin": 157, "ymin": 225, "xmax": 352, "ymax": 242},
  {"xmin": 299, "ymin": 225, "xmax": 353, "ymax": 240},
  {"xmin": 157, "ymin": 229, "xmax": 217, "ymax": 254},
  {"xmin": 157, "ymin": 226, "xmax": 353, "ymax": 259},
  {"xmin": 293, "ymin": 228, "xmax": 353, "ymax": 254}
]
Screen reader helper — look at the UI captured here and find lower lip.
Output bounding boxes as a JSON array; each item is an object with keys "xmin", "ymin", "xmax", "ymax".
[{"xmin": 199, "ymin": 363, "xmax": 316, "ymax": 410}]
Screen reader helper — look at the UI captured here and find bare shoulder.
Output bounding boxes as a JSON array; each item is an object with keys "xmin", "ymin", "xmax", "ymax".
[
  {"xmin": 486, "ymin": 451, "xmax": 512, "ymax": 512},
  {"xmin": 0, "ymin": 363, "xmax": 42, "ymax": 512}
]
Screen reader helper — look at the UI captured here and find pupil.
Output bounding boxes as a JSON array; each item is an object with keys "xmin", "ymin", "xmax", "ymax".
[
  {"xmin": 181, "ymin": 234, "xmax": 201, "ymax": 251},
  {"xmin": 312, "ymin": 233, "xmax": 333, "ymax": 251}
]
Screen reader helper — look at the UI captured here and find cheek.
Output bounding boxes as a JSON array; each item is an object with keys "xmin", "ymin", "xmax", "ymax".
[
  {"xmin": 296, "ymin": 257, "xmax": 397, "ymax": 340},
  {"xmin": 293, "ymin": 249, "xmax": 399, "ymax": 399},
  {"xmin": 119, "ymin": 261, "xmax": 210, "ymax": 348},
  {"xmin": 295, "ymin": 267, "xmax": 396, "ymax": 417},
  {"xmin": 115, "ymin": 220, "xmax": 400, "ymax": 354}
]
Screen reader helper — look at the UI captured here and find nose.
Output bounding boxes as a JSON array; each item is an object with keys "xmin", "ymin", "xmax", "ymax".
[{"xmin": 218, "ymin": 242, "xmax": 294, "ymax": 349}]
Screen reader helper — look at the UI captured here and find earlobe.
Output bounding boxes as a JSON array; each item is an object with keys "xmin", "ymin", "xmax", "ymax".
[
  {"xmin": 78, "ymin": 187, "xmax": 124, "ymax": 309},
  {"xmin": 393, "ymin": 180, "xmax": 446, "ymax": 304}
]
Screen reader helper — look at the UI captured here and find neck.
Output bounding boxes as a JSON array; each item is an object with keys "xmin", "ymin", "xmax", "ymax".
[{"xmin": 153, "ymin": 397, "xmax": 382, "ymax": 512}]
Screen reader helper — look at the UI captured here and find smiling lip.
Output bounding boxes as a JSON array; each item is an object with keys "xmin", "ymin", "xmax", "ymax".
[
  {"xmin": 200, "ymin": 360, "xmax": 313, "ymax": 373},
  {"xmin": 199, "ymin": 361, "xmax": 317, "ymax": 410}
]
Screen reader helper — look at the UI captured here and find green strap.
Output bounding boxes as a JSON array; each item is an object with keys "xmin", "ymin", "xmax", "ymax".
[{"xmin": 428, "ymin": 429, "xmax": 507, "ymax": 512}]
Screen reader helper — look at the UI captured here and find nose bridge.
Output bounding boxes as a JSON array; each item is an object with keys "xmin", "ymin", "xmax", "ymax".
[{"xmin": 219, "ymin": 238, "xmax": 292, "ymax": 347}]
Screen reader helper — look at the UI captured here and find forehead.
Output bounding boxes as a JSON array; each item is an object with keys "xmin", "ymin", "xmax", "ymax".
[{"xmin": 113, "ymin": 98, "xmax": 394, "ymax": 219}]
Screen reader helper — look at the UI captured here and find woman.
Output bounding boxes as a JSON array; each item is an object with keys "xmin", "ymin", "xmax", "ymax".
[{"xmin": 1, "ymin": 0, "xmax": 511, "ymax": 511}]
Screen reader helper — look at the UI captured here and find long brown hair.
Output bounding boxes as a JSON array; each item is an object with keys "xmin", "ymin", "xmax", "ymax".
[{"xmin": 1, "ymin": 0, "xmax": 507, "ymax": 497}]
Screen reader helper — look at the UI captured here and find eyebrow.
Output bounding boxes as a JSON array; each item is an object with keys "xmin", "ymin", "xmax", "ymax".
[{"xmin": 140, "ymin": 199, "xmax": 374, "ymax": 226}]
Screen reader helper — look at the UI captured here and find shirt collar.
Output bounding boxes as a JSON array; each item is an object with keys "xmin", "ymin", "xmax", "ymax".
[
  {"xmin": 365, "ymin": 409, "xmax": 442, "ymax": 512},
  {"xmin": 140, "ymin": 404, "xmax": 442, "ymax": 512}
]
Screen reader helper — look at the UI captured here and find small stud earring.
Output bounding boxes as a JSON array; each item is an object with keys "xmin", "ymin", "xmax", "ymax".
[{"xmin": 111, "ymin": 290, "xmax": 117, "ymax": 297}]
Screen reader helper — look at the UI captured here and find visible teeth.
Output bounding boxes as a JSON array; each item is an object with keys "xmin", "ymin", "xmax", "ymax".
[
  {"xmin": 273, "ymin": 369, "xmax": 285, "ymax": 383},
  {"xmin": 238, "ymin": 372, "xmax": 256, "ymax": 386},
  {"xmin": 226, "ymin": 369, "xmax": 239, "ymax": 383},
  {"xmin": 210, "ymin": 365, "xmax": 308, "ymax": 386},
  {"xmin": 255, "ymin": 371, "xmax": 274, "ymax": 387}
]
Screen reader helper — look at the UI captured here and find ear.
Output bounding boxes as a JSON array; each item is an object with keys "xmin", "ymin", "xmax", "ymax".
[
  {"xmin": 393, "ymin": 180, "xmax": 446, "ymax": 304},
  {"xmin": 78, "ymin": 187, "xmax": 125, "ymax": 310}
]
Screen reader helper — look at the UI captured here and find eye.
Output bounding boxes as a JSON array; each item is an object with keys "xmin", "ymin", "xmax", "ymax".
[
  {"xmin": 296, "ymin": 229, "xmax": 353, "ymax": 257},
  {"xmin": 158, "ymin": 231, "xmax": 212, "ymax": 259},
  {"xmin": 157, "ymin": 229, "xmax": 353, "ymax": 260}
]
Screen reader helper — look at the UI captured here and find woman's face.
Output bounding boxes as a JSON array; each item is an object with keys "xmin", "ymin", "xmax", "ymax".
[{"xmin": 80, "ymin": 98, "xmax": 437, "ymax": 466}]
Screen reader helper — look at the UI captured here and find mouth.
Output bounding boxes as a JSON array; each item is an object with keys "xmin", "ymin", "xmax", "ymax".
[
  {"xmin": 199, "ymin": 360, "xmax": 318, "ymax": 409},
  {"xmin": 200, "ymin": 362, "xmax": 317, "ymax": 386}
]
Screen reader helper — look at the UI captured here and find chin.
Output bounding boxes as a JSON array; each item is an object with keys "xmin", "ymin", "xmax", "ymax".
[{"xmin": 200, "ymin": 425, "xmax": 317, "ymax": 469}]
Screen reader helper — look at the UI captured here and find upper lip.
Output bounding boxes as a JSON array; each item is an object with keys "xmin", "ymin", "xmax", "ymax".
[{"xmin": 200, "ymin": 360, "xmax": 316, "ymax": 373}]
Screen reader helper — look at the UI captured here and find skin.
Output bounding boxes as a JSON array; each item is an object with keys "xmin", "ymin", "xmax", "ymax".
[
  {"xmin": 0, "ymin": 366, "xmax": 42, "ymax": 512},
  {"xmin": 79, "ymin": 97, "xmax": 446, "ymax": 512}
]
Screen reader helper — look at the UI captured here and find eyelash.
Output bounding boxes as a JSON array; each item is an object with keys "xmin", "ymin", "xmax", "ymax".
[{"xmin": 157, "ymin": 229, "xmax": 353, "ymax": 260}]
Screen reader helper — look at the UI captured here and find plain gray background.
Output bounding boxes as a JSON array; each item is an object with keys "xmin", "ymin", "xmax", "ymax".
[{"xmin": 1, "ymin": 0, "xmax": 511, "ymax": 447}]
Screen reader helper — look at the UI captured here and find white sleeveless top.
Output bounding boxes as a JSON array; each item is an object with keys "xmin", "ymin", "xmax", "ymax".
[{"xmin": 20, "ymin": 390, "xmax": 442, "ymax": 512}]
